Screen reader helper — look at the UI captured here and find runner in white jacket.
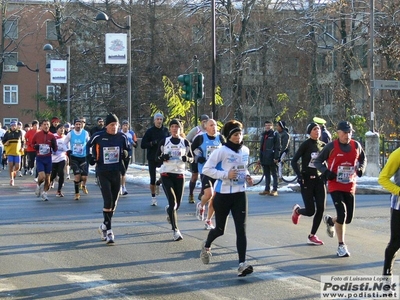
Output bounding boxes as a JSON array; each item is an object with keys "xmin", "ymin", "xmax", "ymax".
[{"xmin": 200, "ymin": 120, "xmax": 254, "ymax": 277}]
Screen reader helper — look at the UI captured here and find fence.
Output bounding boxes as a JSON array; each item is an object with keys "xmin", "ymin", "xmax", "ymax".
[{"xmin": 134, "ymin": 136, "xmax": 400, "ymax": 169}]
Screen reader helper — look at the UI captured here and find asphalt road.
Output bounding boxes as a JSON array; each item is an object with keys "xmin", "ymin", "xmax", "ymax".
[{"xmin": 0, "ymin": 168, "xmax": 394, "ymax": 299}]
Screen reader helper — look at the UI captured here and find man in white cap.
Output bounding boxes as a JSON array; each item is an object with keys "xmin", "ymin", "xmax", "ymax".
[{"xmin": 141, "ymin": 112, "xmax": 169, "ymax": 206}]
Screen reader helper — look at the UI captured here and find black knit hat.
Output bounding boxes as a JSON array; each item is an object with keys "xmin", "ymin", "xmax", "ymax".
[
  {"xmin": 105, "ymin": 113, "xmax": 119, "ymax": 126},
  {"xmin": 169, "ymin": 119, "xmax": 180, "ymax": 127},
  {"xmin": 222, "ymin": 120, "xmax": 243, "ymax": 140},
  {"xmin": 306, "ymin": 122, "xmax": 319, "ymax": 134},
  {"xmin": 277, "ymin": 120, "xmax": 286, "ymax": 129}
]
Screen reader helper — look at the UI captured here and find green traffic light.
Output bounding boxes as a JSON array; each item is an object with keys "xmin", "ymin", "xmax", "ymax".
[{"xmin": 177, "ymin": 74, "xmax": 193, "ymax": 101}]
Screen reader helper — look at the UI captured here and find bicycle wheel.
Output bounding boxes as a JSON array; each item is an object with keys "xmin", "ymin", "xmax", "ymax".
[
  {"xmin": 247, "ymin": 161, "xmax": 264, "ymax": 186},
  {"xmin": 281, "ymin": 159, "xmax": 297, "ymax": 183}
]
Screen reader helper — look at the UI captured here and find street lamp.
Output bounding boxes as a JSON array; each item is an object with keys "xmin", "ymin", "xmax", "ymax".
[
  {"xmin": 43, "ymin": 44, "xmax": 71, "ymax": 123},
  {"xmin": 16, "ymin": 61, "xmax": 40, "ymax": 113},
  {"xmin": 95, "ymin": 12, "xmax": 132, "ymax": 127}
]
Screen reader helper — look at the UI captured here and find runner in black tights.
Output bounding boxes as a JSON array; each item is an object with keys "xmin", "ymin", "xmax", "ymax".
[{"xmin": 291, "ymin": 122, "xmax": 326, "ymax": 246}]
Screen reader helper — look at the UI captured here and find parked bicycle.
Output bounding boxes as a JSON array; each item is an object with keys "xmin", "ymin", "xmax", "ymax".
[{"xmin": 247, "ymin": 158, "xmax": 298, "ymax": 186}]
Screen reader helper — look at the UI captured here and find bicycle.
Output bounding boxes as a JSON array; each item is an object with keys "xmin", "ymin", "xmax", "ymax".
[{"xmin": 247, "ymin": 159, "xmax": 298, "ymax": 186}]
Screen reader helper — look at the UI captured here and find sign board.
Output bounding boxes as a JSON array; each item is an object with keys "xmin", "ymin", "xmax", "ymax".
[
  {"xmin": 105, "ymin": 33, "xmax": 127, "ymax": 64},
  {"xmin": 50, "ymin": 60, "xmax": 67, "ymax": 84},
  {"xmin": 374, "ymin": 80, "xmax": 400, "ymax": 90}
]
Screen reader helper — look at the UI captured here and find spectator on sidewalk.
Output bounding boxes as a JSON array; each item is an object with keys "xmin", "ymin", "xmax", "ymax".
[
  {"xmin": 258, "ymin": 120, "xmax": 280, "ymax": 196},
  {"xmin": 276, "ymin": 120, "xmax": 290, "ymax": 180},
  {"xmin": 313, "ymin": 117, "xmax": 332, "ymax": 144}
]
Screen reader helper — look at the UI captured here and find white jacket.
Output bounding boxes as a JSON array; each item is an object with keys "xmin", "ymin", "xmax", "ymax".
[{"xmin": 202, "ymin": 144, "xmax": 250, "ymax": 194}]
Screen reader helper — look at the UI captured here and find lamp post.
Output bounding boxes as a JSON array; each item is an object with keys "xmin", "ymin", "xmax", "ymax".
[
  {"xmin": 95, "ymin": 12, "xmax": 132, "ymax": 127},
  {"xmin": 43, "ymin": 44, "xmax": 71, "ymax": 123},
  {"xmin": 16, "ymin": 61, "xmax": 40, "ymax": 113}
]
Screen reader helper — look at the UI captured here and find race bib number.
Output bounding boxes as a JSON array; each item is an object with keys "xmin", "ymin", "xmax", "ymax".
[
  {"xmin": 103, "ymin": 147, "xmax": 120, "ymax": 164},
  {"xmin": 169, "ymin": 145, "xmax": 185, "ymax": 160},
  {"xmin": 73, "ymin": 143, "xmax": 83, "ymax": 156},
  {"xmin": 206, "ymin": 146, "xmax": 219, "ymax": 159},
  {"xmin": 233, "ymin": 164, "xmax": 246, "ymax": 185},
  {"xmin": 39, "ymin": 144, "xmax": 50, "ymax": 155},
  {"xmin": 308, "ymin": 152, "xmax": 319, "ymax": 168},
  {"xmin": 336, "ymin": 165, "xmax": 355, "ymax": 183}
]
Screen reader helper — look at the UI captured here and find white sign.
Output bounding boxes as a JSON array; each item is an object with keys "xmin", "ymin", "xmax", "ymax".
[
  {"xmin": 374, "ymin": 80, "xmax": 400, "ymax": 90},
  {"xmin": 321, "ymin": 275, "xmax": 399, "ymax": 299},
  {"xmin": 50, "ymin": 60, "xmax": 67, "ymax": 84},
  {"xmin": 105, "ymin": 33, "xmax": 127, "ymax": 64}
]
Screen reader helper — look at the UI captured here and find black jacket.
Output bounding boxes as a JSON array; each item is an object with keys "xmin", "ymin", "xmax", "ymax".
[
  {"xmin": 141, "ymin": 125, "xmax": 170, "ymax": 161},
  {"xmin": 259, "ymin": 129, "xmax": 280, "ymax": 165}
]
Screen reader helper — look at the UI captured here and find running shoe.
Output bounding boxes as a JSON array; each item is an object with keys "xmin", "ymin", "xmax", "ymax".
[
  {"xmin": 165, "ymin": 205, "xmax": 171, "ymax": 224},
  {"xmin": 323, "ymin": 214, "xmax": 335, "ymax": 238},
  {"xmin": 66, "ymin": 174, "xmax": 70, "ymax": 180},
  {"xmin": 238, "ymin": 261, "xmax": 254, "ymax": 277},
  {"xmin": 291, "ymin": 204, "xmax": 301, "ymax": 225},
  {"xmin": 9, "ymin": 179, "xmax": 14, "ymax": 186},
  {"xmin": 122, "ymin": 187, "xmax": 128, "ymax": 195},
  {"xmin": 56, "ymin": 191, "xmax": 64, "ymax": 197},
  {"xmin": 337, "ymin": 244, "xmax": 350, "ymax": 257},
  {"xmin": 74, "ymin": 193, "xmax": 80, "ymax": 201},
  {"xmin": 29, "ymin": 169, "xmax": 33, "ymax": 176},
  {"xmin": 196, "ymin": 202, "xmax": 205, "ymax": 221},
  {"xmin": 23, "ymin": 169, "xmax": 27, "ymax": 176},
  {"xmin": 41, "ymin": 192, "xmax": 48, "ymax": 201},
  {"xmin": 106, "ymin": 231, "xmax": 115, "ymax": 244},
  {"xmin": 18, "ymin": 171, "xmax": 22, "ymax": 177},
  {"xmin": 151, "ymin": 197, "xmax": 157, "ymax": 206},
  {"xmin": 197, "ymin": 192, "xmax": 203, "ymax": 201},
  {"xmin": 82, "ymin": 186, "xmax": 89, "ymax": 194},
  {"xmin": 307, "ymin": 235, "xmax": 324, "ymax": 245},
  {"xmin": 188, "ymin": 194, "xmax": 195, "ymax": 203},
  {"xmin": 173, "ymin": 230, "xmax": 183, "ymax": 241},
  {"xmin": 50, "ymin": 182, "xmax": 55, "ymax": 189},
  {"xmin": 98, "ymin": 224, "xmax": 107, "ymax": 241},
  {"xmin": 204, "ymin": 220, "xmax": 215, "ymax": 230},
  {"xmin": 200, "ymin": 240, "xmax": 212, "ymax": 264},
  {"xmin": 34, "ymin": 177, "xmax": 38, "ymax": 183}
]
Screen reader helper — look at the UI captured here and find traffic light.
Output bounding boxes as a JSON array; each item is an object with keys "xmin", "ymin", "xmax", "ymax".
[
  {"xmin": 177, "ymin": 74, "xmax": 193, "ymax": 101},
  {"xmin": 196, "ymin": 73, "xmax": 204, "ymax": 100}
]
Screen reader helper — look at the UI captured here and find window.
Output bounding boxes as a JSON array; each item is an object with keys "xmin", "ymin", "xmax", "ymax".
[
  {"xmin": 3, "ymin": 118, "xmax": 18, "ymax": 127},
  {"xmin": 3, "ymin": 85, "xmax": 18, "ymax": 104},
  {"xmin": 46, "ymin": 20, "xmax": 58, "ymax": 41},
  {"xmin": 47, "ymin": 85, "xmax": 60, "ymax": 100},
  {"xmin": 3, "ymin": 52, "xmax": 18, "ymax": 72},
  {"xmin": 4, "ymin": 19, "xmax": 18, "ymax": 39}
]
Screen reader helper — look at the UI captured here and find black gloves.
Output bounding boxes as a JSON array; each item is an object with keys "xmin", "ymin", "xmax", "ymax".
[
  {"xmin": 197, "ymin": 156, "xmax": 206, "ymax": 164},
  {"xmin": 297, "ymin": 175, "xmax": 303, "ymax": 185},
  {"xmin": 181, "ymin": 155, "xmax": 188, "ymax": 163},
  {"xmin": 33, "ymin": 144, "xmax": 40, "ymax": 150},
  {"xmin": 161, "ymin": 154, "xmax": 171, "ymax": 161},
  {"xmin": 87, "ymin": 154, "xmax": 96, "ymax": 166},
  {"xmin": 324, "ymin": 170, "xmax": 337, "ymax": 180},
  {"xmin": 356, "ymin": 168, "xmax": 363, "ymax": 178},
  {"xmin": 133, "ymin": 142, "xmax": 137, "ymax": 148}
]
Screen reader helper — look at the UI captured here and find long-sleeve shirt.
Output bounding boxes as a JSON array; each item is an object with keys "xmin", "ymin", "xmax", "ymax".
[
  {"xmin": 203, "ymin": 144, "xmax": 250, "ymax": 194},
  {"xmin": 378, "ymin": 147, "xmax": 400, "ymax": 210},
  {"xmin": 87, "ymin": 131, "xmax": 130, "ymax": 172},
  {"xmin": 141, "ymin": 125, "xmax": 169, "ymax": 161},
  {"xmin": 32, "ymin": 130, "xmax": 57, "ymax": 157},
  {"xmin": 291, "ymin": 138, "xmax": 325, "ymax": 177}
]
